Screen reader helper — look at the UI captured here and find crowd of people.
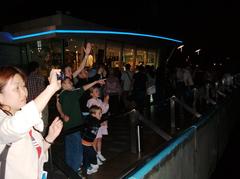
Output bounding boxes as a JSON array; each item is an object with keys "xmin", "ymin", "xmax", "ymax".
[
  {"xmin": 53, "ymin": 42, "xmax": 161, "ymax": 176},
  {"xmin": 0, "ymin": 41, "xmax": 233, "ymax": 178}
]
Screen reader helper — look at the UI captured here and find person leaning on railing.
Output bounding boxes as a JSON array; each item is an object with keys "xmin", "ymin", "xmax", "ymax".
[{"xmin": 0, "ymin": 66, "xmax": 63, "ymax": 179}]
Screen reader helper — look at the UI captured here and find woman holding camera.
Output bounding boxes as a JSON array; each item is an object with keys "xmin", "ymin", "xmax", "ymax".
[{"xmin": 0, "ymin": 66, "xmax": 63, "ymax": 179}]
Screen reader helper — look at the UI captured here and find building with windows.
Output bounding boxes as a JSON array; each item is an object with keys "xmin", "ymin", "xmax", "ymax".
[{"xmin": 0, "ymin": 13, "xmax": 182, "ymax": 76}]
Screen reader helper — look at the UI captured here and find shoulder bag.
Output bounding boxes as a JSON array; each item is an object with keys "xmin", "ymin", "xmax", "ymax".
[{"xmin": 0, "ymin": 144, "xmax": 11, "ymax": 179}]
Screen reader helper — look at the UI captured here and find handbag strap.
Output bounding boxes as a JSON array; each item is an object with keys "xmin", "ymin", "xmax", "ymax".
[{"xmin": 0, "ymin": 144, "xmax": 11, "ymax": 179}]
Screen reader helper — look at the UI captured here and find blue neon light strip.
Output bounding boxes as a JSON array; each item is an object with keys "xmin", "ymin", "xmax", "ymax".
[
  {"xmin": 12, "ymin": 30, "xmax": 56, "ymax": 40},
  {"xmin": 12, "ymin": 30, "xmax": 183, "ymax": 43},
  {"xmin": 128, "ymin": 127, "xmax": 195, "ymax": 179}
]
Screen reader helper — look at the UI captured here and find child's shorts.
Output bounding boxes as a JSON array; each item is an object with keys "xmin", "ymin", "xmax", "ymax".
[{"xmin": 96, "ymin": 126, "xmax": 108, "ymax": 138}]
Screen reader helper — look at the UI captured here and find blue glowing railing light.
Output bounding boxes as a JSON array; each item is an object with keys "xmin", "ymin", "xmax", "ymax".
[{"xmin": 12, "ymin": 30, "xmax": 183, "ymax": 43}]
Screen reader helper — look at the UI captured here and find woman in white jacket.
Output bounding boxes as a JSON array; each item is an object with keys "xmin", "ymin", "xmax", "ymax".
[{"xmin": 0, "ymin": 66, "xmax": 63, "ymax": 179}]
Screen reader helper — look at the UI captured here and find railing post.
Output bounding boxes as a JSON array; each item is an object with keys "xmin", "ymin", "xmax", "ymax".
[
  {"xmin": 170, "ymin": 96, "xmax": 176, "ymax": 134},
  {"xmin": 137, "ymin": 125, "xmax": 141, "ymax": 153}
]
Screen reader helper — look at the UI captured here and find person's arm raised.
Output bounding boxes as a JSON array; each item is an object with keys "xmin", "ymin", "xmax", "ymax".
[
  {"xmin": 83, "ymin": 79, "xmax": 106, "ymax": 91},
  {"xmin": 73, "ymin": 42, "xmax": 92, "ymax": 78}
]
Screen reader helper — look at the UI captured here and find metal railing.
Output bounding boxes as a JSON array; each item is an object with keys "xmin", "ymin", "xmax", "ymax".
[
  {"xmin": 122, "ymin": 73, "xmax": 240, "ymax": 179},
  {"xmin": 170, "ymin": 95, "xmax": 202, "ymax": 134},
  {"xmin": 129, "ymin": 109, "xmax": 173, "ymax": 153},
  {"xmin": 169, "ymin": 73, "xmax": 240, "ymax": 134}
]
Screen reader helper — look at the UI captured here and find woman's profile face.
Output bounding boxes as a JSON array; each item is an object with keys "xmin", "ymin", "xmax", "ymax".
[{"xmin": 0, "ymin": 74, "xmax": 28, "ymax": 114}]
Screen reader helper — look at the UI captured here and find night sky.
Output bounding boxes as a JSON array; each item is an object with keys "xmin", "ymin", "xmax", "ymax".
[{"xmin": 0, "ymin": 0, "xmax": 239, "ymax": 58}]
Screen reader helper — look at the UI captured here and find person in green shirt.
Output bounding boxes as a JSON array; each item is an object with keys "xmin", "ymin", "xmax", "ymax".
[{"xmin": 58, "ymin": 76, "xmax": 105, "ymax": 173}]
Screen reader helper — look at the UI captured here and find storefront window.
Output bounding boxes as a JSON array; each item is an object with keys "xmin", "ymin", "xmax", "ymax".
[
  {"xmin": 136, "ymin": 50, "xmax": 147, "ymax": 66},
  {"xmin": 123, "ymin": 48, "xmax": 135, "ymax": 68},
  {"xmin": 147, "ymin": 51, "xmax": 156, "ymax": 66},
  {"xmin": 106, "ymin": 42, "xmax": 121, "ymax": 68},
  {"xmin": 27, "ymin": 38, "xmax": 62, "ymax": 78},
  {"xmin": 64, "ymin": 38, "xmax": 106, "ymax": 69},
  {"xmin": 64, "ymin": 38, "xmax": 85, "ymax": 70},
  {"xmin": 25, "ymin": 36, "xmax": 159, "ymax": 77}
]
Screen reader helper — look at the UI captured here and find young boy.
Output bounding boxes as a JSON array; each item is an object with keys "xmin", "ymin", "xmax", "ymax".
[
  {"xmin": 81, "ymin": 105, "xmax": 104, "ymax": 175},
  {"xmin": 58, "ymin": 77, "xmax": 105, "ymax": 173}
]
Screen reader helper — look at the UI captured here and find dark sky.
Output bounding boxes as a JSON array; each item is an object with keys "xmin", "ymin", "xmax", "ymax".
[{"xmin": 1, "ymin": 0, "xmax": 239, "ymax": 58}]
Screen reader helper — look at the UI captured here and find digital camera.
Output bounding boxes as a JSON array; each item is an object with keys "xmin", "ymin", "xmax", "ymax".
[{"xmin": 57, "ymin": 71, "xmax": 66, "ymax": 80}]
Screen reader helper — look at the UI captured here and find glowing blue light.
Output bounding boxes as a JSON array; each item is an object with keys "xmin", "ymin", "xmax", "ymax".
[
  {"xmin": 12, "ymin": 30, "xmax": 56, "ymax": 40},
  {"xmin": 12, "ymin": 30, "xmax": 183, "ymax": 43}
]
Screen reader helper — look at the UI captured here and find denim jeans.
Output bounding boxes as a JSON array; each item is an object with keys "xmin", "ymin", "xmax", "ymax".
[{"xmin": 64, "ymin": 131, "xmax": 83, "ymax": 171}]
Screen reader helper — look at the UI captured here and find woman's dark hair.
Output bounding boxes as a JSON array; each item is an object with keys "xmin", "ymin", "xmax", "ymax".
[{"xmin": 0, "ymin": 66, "xmax": 26, "ymax": 115}]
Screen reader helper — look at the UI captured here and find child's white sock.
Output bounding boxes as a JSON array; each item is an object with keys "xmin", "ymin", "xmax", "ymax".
[{"xmin": 97, "ymin": 152, "xmax": 106, "ymax": 161}]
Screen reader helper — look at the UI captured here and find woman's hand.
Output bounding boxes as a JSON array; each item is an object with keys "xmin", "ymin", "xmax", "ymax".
[
  {"xmin": 48, "ymin": 69, "xmax": 62, "ymax": 92},
  {"xmin": 45, "ymin": 117, "xmax": 63, "ymax": 143},
  {"xmin": 83, "ymin": 42, "xmax": 92, "ymax": 56}
]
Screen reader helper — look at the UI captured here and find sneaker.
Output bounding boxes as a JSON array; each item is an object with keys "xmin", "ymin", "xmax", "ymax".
[
  {"xmin": 87, "ymin": 166, "xmax": 98, "ymax": 175},
  {"xmin": 97, "ymin": 153, "xmax": 106, "ymax": 161},
  {"xmin": 97, "ymin": 157, "xmax": 103, "ymax": 165},
  {"xmin": 90, "ymin": 164, "xmax": 99, "ymax": 170}
]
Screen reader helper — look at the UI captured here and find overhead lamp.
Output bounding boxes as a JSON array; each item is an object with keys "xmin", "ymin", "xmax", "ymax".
[
  {"xmin": 195, "ymin": 49, "xmax": 201, "ymax": 55},
  {"xmin": 177, "ymin": 45, "xmax": 184, "ymax": 49},
  {"xmin": 177, "ymin": 45, "xmax": 184, "ymax": 52}
]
